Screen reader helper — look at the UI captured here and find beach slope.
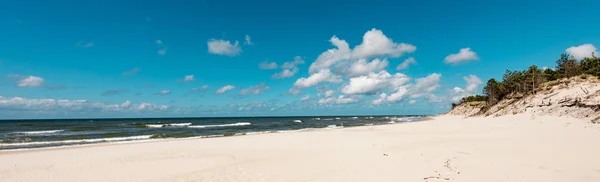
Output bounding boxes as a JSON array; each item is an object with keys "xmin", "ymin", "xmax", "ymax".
[{"xmin": 1, "ymin": 115, "xmax": 599, "ymax": 182}]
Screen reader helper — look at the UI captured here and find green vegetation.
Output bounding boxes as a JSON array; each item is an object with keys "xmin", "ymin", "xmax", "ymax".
[{"xmin": 454, "ymin": 53, "xmax": 600, "ymax": 108}]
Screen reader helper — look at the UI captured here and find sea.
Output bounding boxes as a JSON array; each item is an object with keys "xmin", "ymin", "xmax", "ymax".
[{"xmin": 0, "ymin": 115, "xmax": 425, "ymax": 151}]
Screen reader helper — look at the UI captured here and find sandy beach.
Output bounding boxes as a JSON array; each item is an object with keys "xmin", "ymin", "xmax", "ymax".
[{"xmin": 1, "ymin": 115, "xmax": 599, "ymax": 182}]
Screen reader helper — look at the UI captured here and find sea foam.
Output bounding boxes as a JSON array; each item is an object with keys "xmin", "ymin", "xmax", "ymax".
[
  {"xmin": 0, "ymin": 135, "xmax": 153, "ymax": 147},
  {"xmin": 146, "ymin": 123, "xmax": 192, "ymax": 128},
  {"xmin": 188, "ymin": 122, "xmax": 251, "ymax": 128},
  {"xmin": 11, "ymin": 130, "xmax": 64, "ymax": 135}
]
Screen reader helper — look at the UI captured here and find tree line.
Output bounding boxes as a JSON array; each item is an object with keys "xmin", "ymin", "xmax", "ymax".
[{"xmin": 453, "ymin": 53, "xmax": 600, "ymax": 108}]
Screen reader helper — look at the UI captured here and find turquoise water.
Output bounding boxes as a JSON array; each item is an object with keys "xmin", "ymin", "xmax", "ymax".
[{"xmin": 0, "ymin": 116, "xmax": 424, "ymax": 150}]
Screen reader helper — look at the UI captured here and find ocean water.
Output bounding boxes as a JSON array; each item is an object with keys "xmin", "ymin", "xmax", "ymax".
[{"xmin": 0, "ymin": 115, "xmax": 424, "ymax": 151}]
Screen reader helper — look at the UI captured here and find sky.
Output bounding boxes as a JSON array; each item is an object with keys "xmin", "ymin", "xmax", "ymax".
[{"xmin": 1, "ymin": 0, "xmax": 599, "ymax": 119}]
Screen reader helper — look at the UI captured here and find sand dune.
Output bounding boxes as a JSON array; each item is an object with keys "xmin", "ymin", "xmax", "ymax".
[{"xmin": 1, "ymin": 115, "xmax": 600, "ymax": 182}]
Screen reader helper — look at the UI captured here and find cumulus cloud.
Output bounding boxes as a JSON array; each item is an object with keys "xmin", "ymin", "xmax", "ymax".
[
  {"xmin": 409, "ymin": 100, "xmax": 416, "ymax": 104},
  {"xmin": 324, "ymin": 90, "xmax": 335, "ymax": 98},
  {"xmin": 307, "ymin": 29, "xmax": 415, "ymax": 74},
  {"xmin": 76, "ymin": 41, "xmax": 94, "ymax": 48},
  {"xmin": 451, "ymin": 75, "xmax": 483, "ymax": 102},
  {"xmin": 281, "ymin": 56, "xmax": 305, "ymax": 69},
  {"xmin": 301, "ymin": 95, "xmax": 311, "ymax": 101},
  {"xmin": 396, "ymin": 57, "xmax": 416, "ymax": 70},
  {"xmin": 101, "ymin": 89, "xmax": 128, "ymax": 96},
  {"xmin": 156, "ymin": 40, "xmax": 163, "ymax": 45},
  {"xmin": 272, "ymin": 68, "xmax": 298, "ymax": 79},
  {"xmin": 372, "ymin": 86, "xmax": 409, "ymax": 105},
  {"xmin": 207, "ymin": 39, "xmax": 242, "ymax": 56},
  {"xmin": 293, "ymin": 69, "xmax": 342, "ymax": 88},
  {"xmin": 122, "ymin": 68, "xmax": 140, "ymax": 76},
  {"xmin": 239, "ymin": 83, "xmax": 270, "ymax": 96},
  {"xmin": 318, "ymin": 95, "xmax": 359, "ymax": 105},
  {"xmin": 259, "ymin": 61, "xmax": 278, "ymax": 70},
  {"xmin": 444, "ymin": 48, "xmax": 479, "ymax": 65},
  {"xmin": 7, "ymin": 75, "xmax": 45, "ymax": 87},
  {"xmin": 216, "ymin": 85, "xmax": 235, "ymax": 94},
  {"xmin": 351, "ymin": 28, "xmax": 416, "ymax": 59},
  {"xmin": 180, "ymin": 75, "xmax": 195, "ymax": 82},
  {"xmin": 0, "ymin": 96, "xmax": 169, "ymax": 113},
  {"xmin": 341, "ymin": 71, "xmax": 410, "ymax": 95},
  {"xmin": 566, "ymin": 44, "xmax": 598, "ymax": 60},
  {"xmin": 191, "ymin": 85, "xmax": 209, "ymax": 92},
  {"xmin": 413, "ymin": 73, "xmax": 442, "ymax": 94},
  {"xmin": 244, "ymin": 34, "xmax": 253, "ymax": 45},
  {"xmin": 157, "ymin": 90, "xmax": 171, "ymax": 95},
  {"xmin": 347, "ymin": 58, "xmax": 389, "ymax": 77},
  {"xmin": 272, "ymin": 56, "xmax": 305, "ymax": 79},
  {"xmin": 370, "ymin": 73, "xmax": 441, "ymax": 105}
]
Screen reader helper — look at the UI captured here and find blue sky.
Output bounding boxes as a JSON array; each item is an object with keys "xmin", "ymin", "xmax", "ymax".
[{"xmin": 1, "ymin": 0, "xmax": 599, "ymax": 119}]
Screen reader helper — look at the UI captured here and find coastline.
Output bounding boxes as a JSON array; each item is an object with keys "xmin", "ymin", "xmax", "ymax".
[{"xmin": 2, "ymin": 114, "xmax": 599, "ymax": 181}]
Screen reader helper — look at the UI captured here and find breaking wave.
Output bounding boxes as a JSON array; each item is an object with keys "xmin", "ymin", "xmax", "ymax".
[
  {"xmin": 10, "ymin": 130, "xmax": 64, "ymax": 135},
  {"xmin": 0, "ymin": 135, "xmax": 153, "ymax": 147},
  {"xmin": 188, "ymin": 122, "xmax": 251, "ymax": 128}
]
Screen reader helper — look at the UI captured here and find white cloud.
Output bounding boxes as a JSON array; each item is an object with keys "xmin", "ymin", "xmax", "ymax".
[
  {"xmin": 0, "ymin": 96, "xmax": 168, "ymax": 112},
  {"xmin": 409, "ymin": 100, "xmax": 416, "ymax": 104},
  {"xmin": 414, "ymin": 73, "xmax": 442, "ymax": 94},
  {"xmin": 301, "ymin": 95, "xmax": 311, "ymax": 101},
  {"xmin": 272, "ymin": 67, "xmax": 298, "ymax": 79},
  {"xmin": 325, "ymin": 90, "xmax": 335, "ymax": 97},
  {"xmin": 244, "ymin": 35, "xmax": 253, "ymax": 45},
  {"xmin": 293, "ymin": 69, "xmax": 342, "ymax": 88},
  {"xmin": 122, "ymin": 68, "xmax": 140, "ymax": 76},
  {"xmin": 396, "ymin": 57, "xmax": 416, "ymax": 70},
  {"xmin": 272, "ymin": 56, "xmax": 305, "ymax": 79},
  {"xmin": 372, "ymin": 86, "xmax": 409, "ymax": 105},
  {"xmin": 156, "ymin": 40, "xmax": 163, "ymax": 45},
  {"xmin": 308, "ymin": 36, "xmax": 351, "ymax": 74},
  {"xmin": 566, "ymin": 44, "xmax": 598, "ymax": 60},
  {"xmin": 216, "ymin": 85, "xmax": 235, "ymax": 94},
  {"xmin": 463, "ymin": 75, "xmax": 482, "ymax": 92},
  {"xmin": 341, "ymin": 71, "xmax": 409, "ymax": 95},
  {"xmin": 351, "ymin": 28, "xmax": 416, "ymax": 59},
  {"xmin": 191, "ymin": 85, "xmax": 209, "ymax": 92},
  {"xmin": 281, "ymin": 56, "xmax": 305, "ymax": 69},
  {"xmin": 308, "ymin": 29, "xmax": 415, "ymax": 74},
  {"xmin": 347, "ymin": 58, "xmax": 389, "ymax": 77},
  {"xmin": 259, "ymin": 61, "xmax": 278, "ymax": 70},
  {"xmin": 444, "ymin": 48, "xmax": 479, "ymax": 65},
  {"xmin": 318, "ymin": 95, "xmax": 358, "ymax": 105},
  {"xmin": 76, "ymin": 41, "xmax": 94, "ymax": 48},
  {"xmin": 183, "ymin": 75, "xmax": 195, "ymax": 82},
  {"xmin": 451, "ymin": 75, "xmax": 483, "ymax": 102},
  {"xmin": 239, "ymin": 83, "xmax": 269, "ymax": 96},
  {"xmin": 207, "ymin": 39, "xmax": 242, "ymax": 56},
  {"xmin": 288, "ymin": 88, "xmax": 302, "ymax": 95},
  {"xmin": 8, "ymin": 75, "xmax": 45, "ymax": 88},
  {"xmin": 158, "ymin": 47, "xmax": 167, "ymax": 55},
  {"xmin": 157, "ymin": 90, "xmax": 171, "ymax": 95}
]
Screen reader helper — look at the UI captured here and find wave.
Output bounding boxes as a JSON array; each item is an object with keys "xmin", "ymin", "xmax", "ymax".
[
  {"xmin": 313, "ymin": 118, "xmax": 321, "ymax": 120},
  {"xmin": 350, "ymin": 117, "xmax": 358, "ymax": 119},
  {"xmin": 11, "ymin": 130, "xmax": 64, "ymax": 135},
  {"xmin": 0, "ymin": 135, "xmax": 153, "ymax": 147},
  {"xmin": 322, "ymin": 118, "xmax": 334, "ymax": 121},
  {"xmin": 335, "ymin": 117, "xmax": 341, "ymax": 120},
  {"xmin": 326, "ymin": 125, "xmax": 343, "ymax": 129},
  {"xmin": 389, "ymin": 117, "xmax": 422, "ymax": 123},
  {"xmin": 365, "ymin": 123, "xmax": 374, "ymax": 126},
  {"xmin": 388, "ymin": 121, "xmax": 395, "ymax": 124},
  {"xmin": 188, "ymin": 122, "xmax": 251, "ymax": 129},
  {"xmin": 293, "ymin": 120, "xmax": 302, "ymax": 123},
  {"xmin": 146, "ymin": 123, "xmax": 192, "ymax": 128}
]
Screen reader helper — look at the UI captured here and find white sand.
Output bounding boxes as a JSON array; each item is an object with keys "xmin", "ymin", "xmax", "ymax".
[{"xmin": 1, "ymin": 115, "xmax": 600, "ymax": 182}]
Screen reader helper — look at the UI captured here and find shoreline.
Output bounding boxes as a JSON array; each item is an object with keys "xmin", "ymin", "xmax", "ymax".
[
  {"xmin": 2, "ymin": 115, "xmax": 599, "ymax": 181},
  {"xmin": 0, "ymin": 119, "xmax": 424, "ymax": 154}
]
